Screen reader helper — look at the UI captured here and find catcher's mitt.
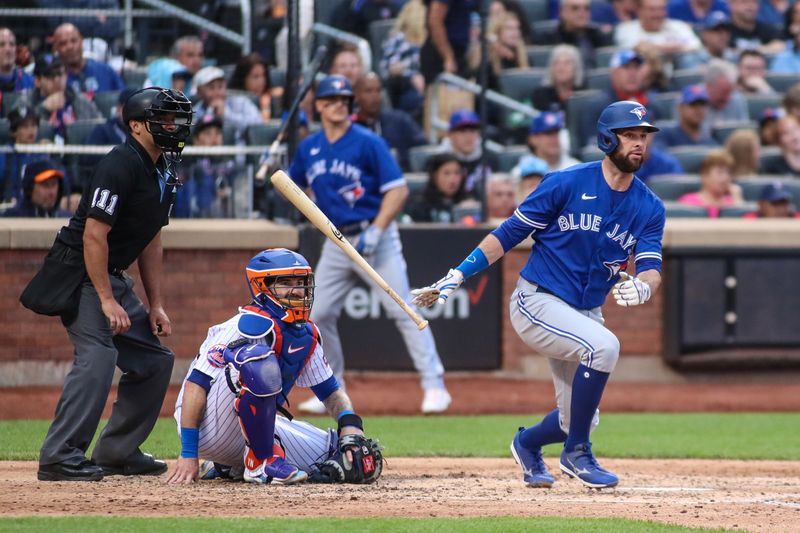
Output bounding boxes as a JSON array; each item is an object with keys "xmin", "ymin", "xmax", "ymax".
[{"xmin": 313, "ymin": 434, "xmax": 383, "ymax": 484}]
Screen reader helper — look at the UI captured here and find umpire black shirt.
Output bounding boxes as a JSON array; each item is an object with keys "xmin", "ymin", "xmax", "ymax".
[{"xmin": 58, "ymin": 136, "xmax": 177, "ymax": 270}]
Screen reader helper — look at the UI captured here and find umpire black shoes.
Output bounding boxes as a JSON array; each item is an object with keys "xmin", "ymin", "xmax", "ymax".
[
  {"xmin": 38, "ymin": 458, "xmax": 104, "ymax": 481},
  {"xmin": 98, "ymin": 452, "xmax": 167, "ymax": 476}
]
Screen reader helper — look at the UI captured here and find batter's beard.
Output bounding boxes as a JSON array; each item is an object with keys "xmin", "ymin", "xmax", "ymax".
[{"xmin": 610, "ymin": 150, "xmax": 643, "ymax": 173}]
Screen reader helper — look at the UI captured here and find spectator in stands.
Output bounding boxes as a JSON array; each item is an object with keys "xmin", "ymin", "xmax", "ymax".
[
  {"xmin": 769, "ymin": 3, "xmax": 800, "ymax": 74},
  {"xmin": 353, "ymin": 73, "xmax": 427, "ymax": 172},
  {"xmin": 782, "ymin": 83, "xmax": 800, "ymax": 121},
  {"xmin": 533, "ymin": 0, "xmax": 612, "ymax": 68},
  {"xmin": 342, "ymin": 0, "xmax": 403, "ymax": 39},
  {"xmin": 2, "ymin": 158, "xmax": 71, "ymax": 218},
  {"xmin": 329, "ymin": 43, "xmax": 365, "ymax": 87},
  {"xmin": 469, "ymin": 10, "xmax": 528, "ymax": 91},
  {"xmin": 724, "ymin": 128, "xmax": 761, "ymax": 177},
  {"xmin": 763, "ymin": 115, "xmax": 800, "ymax": 175},
  {"xmin": 439, "ymin": 109, "xmax": 498, "ymax": 197},
  {"xmin": 405, "ymin": 152, "xmax": 476, "ymax": 223},
  {"xmin": 173, "ymin": 36, "xmax": 204, "ymax": 78},
  {"xmin": 0, "ymin": 106, "xmax": 43, "ymax": 206},
  {"xmin": 656, "ymin": 85, "xmax": 718, "ymax": 148},
  {"xmin": 591, "ymin": 0, "xmax": 638, "ymax": 35},
  {"xmin": 176, "ymin": 115, "xmax": 236, "ymax": 218},
  {"xmin": 229, "ymin": 52, "xmax": 278, "ymax": 123},
  {"xmin": 678, "ymin": 149, "xmax": 744, "ymax": 217},
  {"xmin": 759, "ymin": 107, "xmax": 784, "ymax": 146},
  {"xmin": 757, "ymin": 0, "xmax": 791, "ymax": 31},
  {"xmin": 745, "ymin": 181, "xmax": 800, "ymax": 218},
  {"xmin": 0, "ymin": 27, "xmax": 34, "ymax": 98},
  {"xmin": 667, "ymin": 0, "xmax": 730, "ymax": 27},
  {"xmin": 39, "ymin": 0, "xmax": 123, "ymax": 45},
  {"xmin": 736, "ymin": 50, "xmax": 775, "ymax": 94},
  {"xmin": 637, "ymin": 142, "xmax": 684, "ymax": 182},
  {"xmin": 608, "ymin": 50, "xmax": 652, "ymax": 104},
  {"xmin": 379, "ymin": 0, "xmax": 427, "ymax": 115},
  {"xmin": 485, "ymin": 174, "xmax": 517, "ymax": 223},
  {"xmin": 728, "ymin": 0, "xmax": 784, "ymax": 53},
  {"xmin": 22, "ymin": 54, "xmax": 102, "ymax": 143},
  {"xmin": 51, "ymin": 23, "xmax": 123, "ymax": 95},
  {"xmin": 696, "ymin": 11, "xmax": 739, "ymax": 64},
  {"xmin": 420, "ymin": 0, "xmax": 480, "ymax": 83},
  {"xmin": 145, "ymin": 58, "xmax": 191, "ymax": 93},
  {"xmin": 516, "ymin": 156, "xmax": 548, "ymax": 201},
  {"xmin": 191, "ymin": 65, "xmax": 262, "ymax": 139},
  {"xmin": 702, "ymin": 59, "xmax": 749, "ymax": 134},
  {"xmin": 614, "ymin": 0, "xmax": 702, "ymax": 67},
  {"xmin": 635, "ymin": 42, "xmax": 672, "ymax": 93},
  {"xmin": 143, "ymin": 36, "xmax": 204, "ymax": 91},
  {"xmin": 490, "ymin": 0, "xmax": 535, "ymax": 44},
  {"xmin": 514, "ymin": 111, "xmax": 580, "ymax": 176},
  {"xmin": 531, "ymin": 44, "xmax": 584, "ymax": 113}
]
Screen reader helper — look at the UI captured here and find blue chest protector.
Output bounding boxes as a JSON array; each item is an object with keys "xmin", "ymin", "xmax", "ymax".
[{"xmin": 237, "ymin": 305, "xmax": 320, "ymax": 406}]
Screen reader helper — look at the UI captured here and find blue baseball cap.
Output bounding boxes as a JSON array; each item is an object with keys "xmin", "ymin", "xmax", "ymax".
[
  {"xmin": 760, "ymin": 182, "xmax": 793, "ymax": 203},
  {"xmin": 610, "ymin": 50, "xmax": 643, "ymax": 69},
  {"xmin": 700, "ymin": 10, "xmax": 732, "ymax": 31},
  {"xmin": 519, "ymin": 157, "xmax": 549, "ymax": 178},
  {"xmin": 449, "ymin": 109, "xmax": 480, "ymax": 131},
  {"xmin": 529, "ymin": 111, "xmax": 564, "ymax": 134},
  {"xmin": 681, "ymin": 84, "xmax": 709, "ymax": 105}
]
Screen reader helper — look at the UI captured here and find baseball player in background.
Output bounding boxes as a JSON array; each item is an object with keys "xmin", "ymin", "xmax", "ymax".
[
  {"xmin": 288, "ymin": 74, "xmax": 450, "ymax": 415},
  {"xmin": 167, "ymin": 249, "xmax": 382, "ymax": 485},
  {"xmin": 413, "ymin": 101, "xmax": 666, "ymax": 489}
]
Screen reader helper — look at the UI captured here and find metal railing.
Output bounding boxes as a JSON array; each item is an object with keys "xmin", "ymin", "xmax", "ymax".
[
  {"xmin": 0, "ymin": 0, "xmax": 252, "ymax": 54},
  {"xmin": 428, "ymin": 72, "xmax": 540, "ymax": 145}
]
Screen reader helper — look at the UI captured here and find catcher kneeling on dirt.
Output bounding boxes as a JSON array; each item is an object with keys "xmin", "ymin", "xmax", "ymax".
[{"xmin": 167, "ymin": 248, "xmax": 382, "ymax": 485}]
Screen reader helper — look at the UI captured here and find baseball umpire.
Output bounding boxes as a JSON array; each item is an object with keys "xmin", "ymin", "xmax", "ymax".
[
  {"xmin": 412, "ymin": 101, "xmax": 666, "ymax": 489},
  {"xmin": 167, "ymin": 248, "xmax": 382, "ymax": 485},
  {"xmin": 287, "ymin": 74, "xmax": 450, "ymax": 414},
  {"xmin": 21, "ymin": 87, "xmax": 193, "ymax": 481}
]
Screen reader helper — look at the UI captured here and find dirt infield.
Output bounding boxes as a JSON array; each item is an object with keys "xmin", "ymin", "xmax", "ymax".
[{"xmin": 1, "ymin": 458, "xmax": 798, "ymax": 531}]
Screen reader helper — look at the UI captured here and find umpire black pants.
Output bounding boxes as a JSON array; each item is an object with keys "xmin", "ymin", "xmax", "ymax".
[{"xmin": 38, "ymin": 272, "xmax": 174, "ymax": 466}]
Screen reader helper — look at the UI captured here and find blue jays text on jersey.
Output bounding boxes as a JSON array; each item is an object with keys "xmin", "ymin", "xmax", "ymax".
[
  {"xmin": 492, "ymin": 161, "xmax": 666, "ymax": 310},
  {"xmin": 288, "ymin": 124, "xmax": 406, "ymax": 228}
]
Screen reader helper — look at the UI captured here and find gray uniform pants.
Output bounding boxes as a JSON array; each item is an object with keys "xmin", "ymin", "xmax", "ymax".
[
  {"xmin": 310, "ymin": 222, "xmax": 445, "ymax": 390},
  {"xmin": 39, "ymin": 273, "xmax": 174, "ymax": 466}
]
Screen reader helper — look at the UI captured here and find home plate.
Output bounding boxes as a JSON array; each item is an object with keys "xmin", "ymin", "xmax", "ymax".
[{"xmin": 617, "ymin": 487, "xmax": 714, "ymax": 493}]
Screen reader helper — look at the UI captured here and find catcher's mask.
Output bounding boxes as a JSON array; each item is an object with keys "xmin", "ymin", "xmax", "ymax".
[{"xmin": 246, "ymin": 248, "xmax": 315, "ymax": 324}]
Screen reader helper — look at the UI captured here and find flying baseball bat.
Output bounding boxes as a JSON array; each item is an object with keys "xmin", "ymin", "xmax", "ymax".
[
  {"xmin": 270, "ymin": 170, "xmax": 429, "ymax": 331},
  {"xmin": 255, "ymin": 45, "xmax": 328, "ymax": 181}
]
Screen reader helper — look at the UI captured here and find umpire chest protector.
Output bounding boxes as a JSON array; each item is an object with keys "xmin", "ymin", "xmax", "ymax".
[{"xmin": 237, "ymin": 305, "xmax": 320, "ymax": 402}]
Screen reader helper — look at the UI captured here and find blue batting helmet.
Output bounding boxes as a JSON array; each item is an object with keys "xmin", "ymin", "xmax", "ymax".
[
  {"xmin": 596, "ymin": 101, "xmax": 659, "ymax": 155},
  {"xmin": 245, "ymin": 248, "xmax": 315, "ymax": 324},
  {"xmin": 315, "ymin": 75, "xmax": 353, "ymax": 99}
]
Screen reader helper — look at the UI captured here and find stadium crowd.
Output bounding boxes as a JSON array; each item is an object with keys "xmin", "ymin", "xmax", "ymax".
[{"xmin": 1, "ymin": 0, "xmax": 799, "ymax": 221}]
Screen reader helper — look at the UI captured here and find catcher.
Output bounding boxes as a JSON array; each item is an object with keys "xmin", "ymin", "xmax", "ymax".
[{"xmin": 167, "ymin": 248, "xmax": 382, "ymax": 485}]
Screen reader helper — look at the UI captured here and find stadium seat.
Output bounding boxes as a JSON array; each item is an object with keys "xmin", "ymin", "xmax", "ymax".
[
  {"xmin": 649, "ymin": 92, "xmax": 680, "ymax": 121},
  {"xmin": 765, "ymin": 72, "xmax": 799, "ymax": 93},
  {"xmin": 595, "ymin": 46, "xmax": 619, "ymax": 68},
  {"xmin": 408, "ymin": 145, "xmax": 442, "ymax": 173},
  {"xmin": 719, "ymin": 203, "xmax": 758, "ymax": 217},
  {"xmin": 746, "ymin": 94, "xmax": 783, "ymax": 122},
  {"xmin": 662, "ymin": 201, "xmax": 709, "ymax": 217},
  {"xmin": 453, "ymin": 203, "xmax": 483, "ymax": 222},
  {"xmin": 586, "ymin": 68, "xmax": 611, "ymax": 92},
  {"xmin": 0, "ymin": 118, "xmax": 9, "ymax": 144},
  {"xmin": 497, "ymin": 145, "xmax": 530, "ymax": 172},
  {"xmin": 222, "ymin": 124, "xmax": 238, "ymax": 145},
  {"xmin": 121, "ymin": 67, "xmax": 147, "ymax": 89},
  {"xmin": 526, "ymin": 46, "xmax": 554, "ymax": 68},
  {"xmin": 520, "ymin": 0, "xmax": 550, "ymax": 24},
  {"xmin": 92, "ymin": 90, "xmax": 120, "ymax": 119},
  {"xmin": 404, "ymin": 172, "xmax": 427, "ymax": 196},
  {"xmin": 269, "ymin": 68, "xmax": 285, "ymax": 91},
  {"xmin": 66, "ymin": 119, "xmax": 105, "ymax": 145},
  {"xmin": 759, "ymin": 146, "xmax": 784, "ymax": 170},
  {"xmin": 580, "ymin": 145, "xmax": 604, "ymax": 162},
  {"xmin": 712, "ymin": 121, "xmax": 757, "ymax": 144},
  {"xmin": 247, "ymin": 121, "xmax": 282, "ymax": 146},
  {"xmin": 369, "ymin": 19, "xmax": 396, "ymax": 72},
  {"xmin": 647, "ymin": 174, "xmax": 701, "ymax": 200},
  {"xmin": 531, "ymin": 19, "xmax": 559, "ymax": 36},
  {"xmin": 497, "ymin": 68, "xmax": 545, "ymax": 102},
  {"xmin": 315, "ymin": 0, "xmax": 350, "ymax": 27},
  {"xmin": 670, "ymin": 69, "xmax": 704, "ymax": 89},
  {"xmin": 1, "ymin": 92, "xmax": 23, "ymax": 117},
  {"xmin": 738, "ymin": 176, "xmax": 800, "ymax": 203},
  {"xmin": 36, "ymin": 121, "xmax": 55, "ymax": 142},
  {"xmin": 668, "ymin": 146, "xmax": 715, "ymax": 173},
  {"xmin": 565, "ymin": 89, "xmax": 605, "ymax": 158}
]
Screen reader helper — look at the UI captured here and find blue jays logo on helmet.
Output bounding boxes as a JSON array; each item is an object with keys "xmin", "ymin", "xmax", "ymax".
[
  {"xmin": 597, "ymin": 100, "xmax": 659, "ymax": 155},
  {"xmin": 316, "ymin": 75, "xmax": 354, "ymax": 100},
  {"xmin": 245, "ymin": 248, "xmax": 315, "ymax": 323}
]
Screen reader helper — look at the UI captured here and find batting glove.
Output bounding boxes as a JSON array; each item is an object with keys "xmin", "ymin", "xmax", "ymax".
[
  {"xmin": 612, "ymin": 272, "xmax": 651, "ymax": 307},
  {"xmin": 411, "ymin": 269, "xmax": 465, "ymax": 307},
  {"xmin": 355, "ymin": 225, "xmax": 383, "ymax": 256}
]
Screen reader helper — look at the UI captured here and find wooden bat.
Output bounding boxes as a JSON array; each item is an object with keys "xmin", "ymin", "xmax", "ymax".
[{"xmin": 270, "ymin": 170, "xmax": 429, "ymax": 330}]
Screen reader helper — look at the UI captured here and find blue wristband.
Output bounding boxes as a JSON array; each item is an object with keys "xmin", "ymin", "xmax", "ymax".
[
  {"xmin": 180, "ymin": 427, "xmax": 199, "ymax": 459},
  {"xmin": 337, "ymin": 409, "xmax": 355, "ymax": 420},
  {"xmin": 455, "ymin": 247, "xmax": 489, "ymax": 279}
]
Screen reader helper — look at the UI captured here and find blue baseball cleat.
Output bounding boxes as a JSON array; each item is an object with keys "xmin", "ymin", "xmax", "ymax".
[
  {"xmin": 244, "ymin": 455, "xmax": 308, "ymax": 485},
  {"xmin": 510, "ymin": 428, "xmax": 555, "ymax": 488},
  {"xmin": 559, "ymin": 442, "xmax": 619, "ymax": 489}
]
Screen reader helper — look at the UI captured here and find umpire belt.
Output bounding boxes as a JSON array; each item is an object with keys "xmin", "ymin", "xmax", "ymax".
[{"xmin": 339, "ymin": 219, "xmax": 373, "ymax": 236}]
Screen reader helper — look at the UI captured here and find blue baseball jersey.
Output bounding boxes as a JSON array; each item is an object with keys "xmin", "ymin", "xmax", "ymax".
[
  {"xmin": 288, "ymin": 123, "xmax": 405, "ymax": 228},
  {"xmin": 67, "ymin": 59, "xmax": 124, "ymax": 94},
  {"xmin": 492, "ymin": 161, "xmax": 665, "ymax": 310}
]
